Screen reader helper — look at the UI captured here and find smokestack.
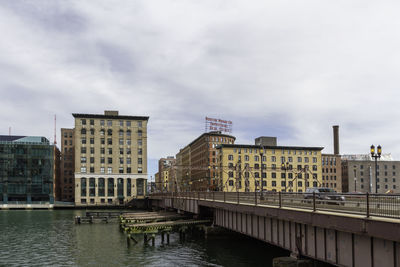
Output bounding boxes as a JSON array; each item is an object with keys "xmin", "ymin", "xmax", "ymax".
[{"xmin": 333, "ymin": 125, "xmax": 339, "ymax": 155}]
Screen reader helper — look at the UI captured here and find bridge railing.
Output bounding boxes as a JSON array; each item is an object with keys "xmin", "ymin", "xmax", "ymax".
[{"xmin": 151, "ymin": 191, "xmax": 400, "ymax": 219}]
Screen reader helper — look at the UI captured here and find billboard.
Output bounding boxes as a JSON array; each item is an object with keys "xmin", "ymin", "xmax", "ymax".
[{"xmin": 205, "ymin": 117, "xmax": 233, "ymax": 133}]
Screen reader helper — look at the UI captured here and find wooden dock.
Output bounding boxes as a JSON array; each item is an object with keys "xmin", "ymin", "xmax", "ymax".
[{"xmin": 119, "ymin": 211, "xmax": 211, "ymax": 246}]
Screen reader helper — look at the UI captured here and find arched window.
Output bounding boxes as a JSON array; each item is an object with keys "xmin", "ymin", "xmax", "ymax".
[
  {"xmin": 119, "ymin": 129, "xmax": 124, "ymax": 136},
  {"xmin": 98, "ymin": 178, "xmax": 105, "ymax": 196},
  {"xmin": 81, "ymin": 178, "xmax": 87, "ymax": 197},
  {"xmin": 108, "ymin": 178, "xmax": 114, "ymax": 196},
  {"xmin": 89, "ymin": 178, "xmax": 95, "ymax": 197},
  {"xmin": 127, "ymin": 178, "xmax": 131, "ymax": 196}
]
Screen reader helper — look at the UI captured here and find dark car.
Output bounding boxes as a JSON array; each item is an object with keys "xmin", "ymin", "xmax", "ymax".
[{"xmin": 304, "ymin": 187, "xmax": 345, "ymax": 205}]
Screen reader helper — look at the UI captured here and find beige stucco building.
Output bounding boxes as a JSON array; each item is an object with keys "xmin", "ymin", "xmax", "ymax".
[{"xmin": 73, "ymin": 111, "xmax": 149, "ymax": 205}]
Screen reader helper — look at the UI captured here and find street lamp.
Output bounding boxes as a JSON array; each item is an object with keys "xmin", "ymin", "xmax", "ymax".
[
  {"xmin": 370, "ymin": 145, "xmax": 382, "ymax": 194},
  {"xmin": 353, "ymin": 167, "xmax": 357, "ymax": 192},
  {"xmin": 281, "ymin": 162, "xmax": 290, "ymax": 192}
]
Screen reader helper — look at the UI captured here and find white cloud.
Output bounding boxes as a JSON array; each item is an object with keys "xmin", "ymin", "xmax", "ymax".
[{"xmin": 1, "ymin": 1, "xmax": 400, "ymax": 177}]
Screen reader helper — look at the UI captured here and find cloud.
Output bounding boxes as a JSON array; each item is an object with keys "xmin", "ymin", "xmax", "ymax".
[{"xmin": 1, "ymin": 1, "xmax": 400, "ymax": 178}]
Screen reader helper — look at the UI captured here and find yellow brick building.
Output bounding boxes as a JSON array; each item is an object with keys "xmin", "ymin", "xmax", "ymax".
[{"xmin": 216, "ymin": 144, "xmax": 323, "ymax": 192}]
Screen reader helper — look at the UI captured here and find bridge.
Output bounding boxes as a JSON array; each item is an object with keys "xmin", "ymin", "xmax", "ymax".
[{"xmin": 150, "ymin": 192, "xmax": 400, "ymax": 267}]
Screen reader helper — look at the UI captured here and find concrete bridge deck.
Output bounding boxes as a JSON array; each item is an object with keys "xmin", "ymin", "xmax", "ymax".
[{"xmin": 150, "ymin": 192, "xmax": 400, "ymax": 267}]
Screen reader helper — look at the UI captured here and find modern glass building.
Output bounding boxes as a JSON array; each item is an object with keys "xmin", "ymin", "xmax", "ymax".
[{"xmin": 0, "ymin": 136, "xmax": 55, "ymax": 204}]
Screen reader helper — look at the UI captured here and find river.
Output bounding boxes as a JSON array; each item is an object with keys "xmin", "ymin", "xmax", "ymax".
[{"xmin": 0, "ymin": 210, "xmax": 289, "ymax": 267}]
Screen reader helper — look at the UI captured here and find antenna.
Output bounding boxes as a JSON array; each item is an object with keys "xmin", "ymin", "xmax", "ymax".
[
  {"xmin": 9, "ymin": 127, "xmax": 11, "ymax": 136},
  {"xmin": 54, "ymin": 114, "xmax": 57, "ymax": 145}
]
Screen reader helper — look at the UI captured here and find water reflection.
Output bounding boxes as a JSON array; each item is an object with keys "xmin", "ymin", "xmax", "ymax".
[{"xmin": 0, "ymin": 210, "xmax": 288, "ymax": 267}]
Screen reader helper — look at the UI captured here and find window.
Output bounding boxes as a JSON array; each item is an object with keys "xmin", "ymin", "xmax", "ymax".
[
  {"xmin": 119, "ymin": 130, "xmax": 124, "ymax": 137},
  {"xmin": 229, "ymin": 180, "xmax": 234, "ymax": 186},
  {"xmin": 100, "ymin": 129, "xmax": 105, "ymax": 136},
  {"xmin": 138, "ymin": 167, "xmax": 143, "ymax": 173},
  {"xmin": 304, "ymin": 157, "xmax": 309, "ymax": 163},
  {"xmin": 81, "ymin": 167, "xmax": 86, "ymax": 173},
  {"xmin": 81, "ymin": 119, "xmax": 86, "ymax": 125},
  {"xmin": 298, "ymin": 181, "xmax": 303, "ymax": 187},
  {"xmin": 90, "ymin": 119, "xmax": 94, "ymax": 125},
  {"xmin": 255, "ymin": 172, "xmax": 260, "ymax": 178},
  {"xmin": 119, "ymin": 167, "xmax": 123, "ymax": 173},
  {"xmin": 281, "ymin": 181, "xmax": 286, "ymax": 187},
  {"xmin": 81, "ymin": 128, "xmax": 86, "ymax": 135},
  {"xmin": 138, "ymin": 121, "xmax": 142, "ymax": 128},
  {"xmin": 101, "ymin": 157, "xmax": 105, "ymax": 164},
  {"xmin": 90, "ymin": 167, "xmax": 94, "ymax": 173},
  {"xmin": 100, "ymin": 120, "xmax": 105, "ymax": 126},
  {"xmin": 138, "ymin": 158, "xmax": 142, "ymax": 164},
  {"xmin": 262, "ymin": 172, "xmax": 266, "ymax": 178},
  {"xmin": 108, "ymin": 148, "xmax": 112, "ymax": 155},
  {"xmin": 228, "ymin": 155, "xmax": 233, "ymax": 160},
  {"xmin": 312, "ymin": 165, "xmax": 317, "ymax": 171},
  {"xmin": 138, "ymin": 130, "xmax": 142, "ymax": 137},
  {"xmin": 288, "ymin": 157, "xmax": 293, "ymax": 162},
  {"xmin": 127, "ymin": 148, "xmax": 131, "ymax": 154},
  {"xmin": 101, "ymin": 148, "xmax": 105, "ymax": 154},
  {"xmin": 90, "ymin": 157, "xmax": 94, "ymax": 164},
  {"xmin": 90, "ymin": 138, "xmax": 94, "ymax": 145},
  {"xmin": 119, "ymin": 120, "xmax": 124, "ymax": 127},
  {"xmin": 81, "ymin": 157, "xmax": 86, "ymax": 163},
  {"xmin": 100, "ymin": 167, "xmax": 105, "ymax": 174},
  {"xmin": 245, "ymin": 155, "xmax": 249, "ymax": 161},
  {"xmin": 120, "ymin": 148, "xmax": 124, "ymax": 155},
  {"xmin": 254, "ymin": 155, "xmax": 259, "ymax": 161},
  {"xmin": 81, "ymin": 138, "xmax": 86, "ymax": 144},
  {"xmin": 138, "ymin": 148, "xmax": 142, "ymax": 155},
  {"xmin": 108, "ymin": 158, "xmax": 112, "ymax": 164},
  {"xmin": 127, "ymin": 158, "xmax": 131, "ymax": 164},
  {"xmin": 127, "ymin": 130, "xmax": 131, "ymax": 136},
  {"xmin": 126, "ymin": 121, "xmax": 131, "ymax": 127},
  {"xmin": 271, "ymin": 156, "xmax": 276, "ymax": 162},
  {"xmin": 120, "ymin": 158, "xmax": 124, "ymax": 164},
  {"xmin": 127, "ymin": 167, "xmax": 131, "ymax": 173},
  {"xmin": 297, "ymin": 157, "xmax": 302, "ymax": 162},
  {"xmin": 228, "ymin": 171, "xmax": 234, "ymax": 178},
  {"xmin": 81, "ymin": 147, "xmax": 86, "ymax": 154},
  {"xmin": 107, "ymin": 129, "xmax": 112, "ymax": 136},
  {"xmin": 312, "ymin": 157, "xmax": 317, "ymax": 163},
  {"xmin": 138, "ymin": 139, "xmax": 142, "ymax": 146},
  {"xmin": 272, "ymin": 173, "xmax": 276, "ymax": 178},
  {"xmin": 254, "ymin": 164, "xmax": 259, "ymax": 169},
  {"xmin": 119, "ymin": 139, "xmax": 124, "ymax": 145},
  {"xmin": 107, "ymin": 120, "xmax": 112, "ymax": 126},
  {"xmin": 101, "ymin": 138, "xmax": 105, "ymax": 145},
  {"xmin": 272, "ymin": 181, "xmax": 276, "ymax": 187},
  {"xmin": 281, "ymin": 173, "xmax": 286, "ymax": 178},
  {"xmin": 127, "ymin": 139, "xmax": 131, "ymax": 145},
  {"xmin": 107, "ymin": 167, "xmax": 112, "ymax": 174}
]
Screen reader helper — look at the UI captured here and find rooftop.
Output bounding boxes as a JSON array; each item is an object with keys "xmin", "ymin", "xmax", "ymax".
[{"xmin": 72, "ymin": 110, "xmax": 149, "ymax": 121}]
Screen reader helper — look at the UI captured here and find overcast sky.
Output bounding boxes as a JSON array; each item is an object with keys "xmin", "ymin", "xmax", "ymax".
[{"xmin": 1, "ymin": 1, "xmax": 400, "ymax": 179}]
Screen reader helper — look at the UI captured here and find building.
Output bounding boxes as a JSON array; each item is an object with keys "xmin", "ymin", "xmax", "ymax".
[
  {"xmin": 321, "ymin": 126, "xmax": 342, "ymax": 192},
  {"xmin": 176, "ymin": 145, "xmax": 191, "ymax": 191},
  {"xmin": 216, "ymin": 137, "xmax": 323, "ymax": 192},
  {"xmin": 321, "ymin": 154, "xmax": 342, "ymax": 192},
  {"xmin": 341, "ymin": 154, "xmax": 400, "ymax": 193},
  {"xmin": 0, "ymin": 136, "xmax": 57, "ymax": 204},
  {"xmin": 175, "ymin": 131, "xmax": 236, "ymax": 191},
  {"xmin": 60, "ymin": 128, "xmax": 75, "ymax": 202},
  {"xmin": 72, "ymin": 110, "xmax": 149, "ymax": 206},
  {"xmin": 53, "ymin": 146, "xmax": 61, "ymax": 200},
  {"xmin": 157, "ymin": 156, "xmax": 176, "ymax": 191}
]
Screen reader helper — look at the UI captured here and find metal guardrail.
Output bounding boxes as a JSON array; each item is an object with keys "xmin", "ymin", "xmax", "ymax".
[{"xmin": 150, "ymin": 192, "xmax": 400, "ymax": 219}]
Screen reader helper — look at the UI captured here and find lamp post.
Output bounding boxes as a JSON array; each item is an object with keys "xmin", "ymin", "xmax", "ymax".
[
  {"xmin": 370, "ymin": 145, "xmax": 382, "ymax": 194},
  {"xmin": 281, "ymin": 162, "xmax": 290, "ymax": 192},
  {"xmin": 353, "ymin": 167, "xmax": 357, "ymax": 192},
  {"xmin": 260, "ymin": 149, "xmax": 264, "ymax": 198}
]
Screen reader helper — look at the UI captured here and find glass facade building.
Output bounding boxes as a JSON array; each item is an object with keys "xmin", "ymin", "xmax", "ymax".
[{"xmin": 0, "ymin": 136, "xmax": 55, "ymax": 204}]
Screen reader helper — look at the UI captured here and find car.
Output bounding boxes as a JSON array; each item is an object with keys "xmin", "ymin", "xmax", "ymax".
[{"xmin": 303, "ymin": 187, "xmax": 345, "ymax": 205}]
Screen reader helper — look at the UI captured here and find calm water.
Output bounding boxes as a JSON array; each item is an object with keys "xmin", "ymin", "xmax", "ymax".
[{"xmin": 0, "ymin": 210, "xmax": 289, "ymax": 267}]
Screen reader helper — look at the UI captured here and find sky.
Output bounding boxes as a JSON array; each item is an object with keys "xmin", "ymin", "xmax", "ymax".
[{"xmin": 1, "ymin": 1, "xmax": 400, "ymax": 181}]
